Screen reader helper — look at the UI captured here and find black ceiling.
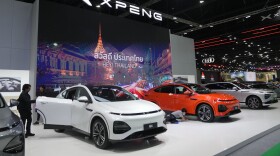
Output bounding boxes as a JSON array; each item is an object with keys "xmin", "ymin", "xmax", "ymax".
[
  {"xmin": 17, "ymin": 0, "xmax": 280, "ymax": 71},
  {"xmin": 17, "ymin": 0, "xmax": 280, "ymax": 40}
]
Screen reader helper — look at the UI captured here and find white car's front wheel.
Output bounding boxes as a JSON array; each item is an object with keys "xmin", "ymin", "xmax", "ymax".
[{"xmin": 92, "ymin": 119, "xmax": 110, "ymax": 149}]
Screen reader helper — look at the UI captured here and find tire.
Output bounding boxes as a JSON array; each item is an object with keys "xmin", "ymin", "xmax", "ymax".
[
  {"xmin": 54, "ymin": 129, "xmax": 65, "ymax": 133},
  {"xmin": 197, "ymin": 104, "xmax": 214, "ymax": 122},
  {"xmin": 92, "ymin": 119, "xmax": 110, "ymax": 149},
  {"xmin": 246, "ymin": 96, "xmax": 262, "ymax": 109}
]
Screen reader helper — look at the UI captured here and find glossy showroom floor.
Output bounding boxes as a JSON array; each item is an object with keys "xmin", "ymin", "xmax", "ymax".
[{"xmin": 26, "ymin": 102, "xmax": 280, "ymax": 156}]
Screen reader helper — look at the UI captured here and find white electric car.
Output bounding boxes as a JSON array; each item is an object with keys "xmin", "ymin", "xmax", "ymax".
[
  {"xmin": 36, "ymin": 85, "xmax": 167, "ymax": 149},
  {"xmin": 204, "ymin": 82, "xmax": 278, "ymax": 109}
]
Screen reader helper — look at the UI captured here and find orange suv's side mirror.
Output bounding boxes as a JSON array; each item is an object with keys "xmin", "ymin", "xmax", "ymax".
[{"xmin": 183, "ymin": 90, "xmax": 192, "ymax": 96}]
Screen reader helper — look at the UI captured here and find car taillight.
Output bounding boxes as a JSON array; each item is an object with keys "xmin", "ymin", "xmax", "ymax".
[{"xmin": 3, "ymin": 134, "xmax": 24, "ymax": 153}]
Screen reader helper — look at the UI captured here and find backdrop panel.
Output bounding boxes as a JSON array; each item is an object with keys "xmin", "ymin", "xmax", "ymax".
[{"xmin": 37, "ymin": 1, "xmax": 171, "ymax": 98}]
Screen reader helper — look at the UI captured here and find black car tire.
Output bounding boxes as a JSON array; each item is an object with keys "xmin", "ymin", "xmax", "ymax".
[
  {"xmin": 92, "ymin": 119, "xmax": 110, "ymax": 149},
  {"xmin": 246, "ymin": 96, "xmax": 262, "ymax": 109},
  {"xmin": 197, "ymin": 104, "xmax": 214, "ymax": 122}
]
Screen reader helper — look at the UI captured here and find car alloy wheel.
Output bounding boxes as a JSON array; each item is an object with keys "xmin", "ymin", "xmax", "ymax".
[
  {"xmin": 247, "ymin": 96, "xmax": 262, "ymax": 109},
  {"xmin": 92, "ymin": 119, "xmax": 110, "ymax": 149},
  {"xmin": 197, "ymin": 104, "xmax": 214, "ymax": 122}
]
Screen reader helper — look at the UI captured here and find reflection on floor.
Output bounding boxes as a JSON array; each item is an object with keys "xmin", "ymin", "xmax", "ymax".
[{"xmin": 26, "ymin": 102, "xmax": 280, "ymax": 156}]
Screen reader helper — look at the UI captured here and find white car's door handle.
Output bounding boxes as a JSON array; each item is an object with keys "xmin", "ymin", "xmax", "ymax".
[{"xmin": 41, "ymin": 102, "xmax": 47, "ymax": 104}]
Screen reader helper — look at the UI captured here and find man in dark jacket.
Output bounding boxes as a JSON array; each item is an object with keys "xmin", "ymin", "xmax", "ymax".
[
  {"xmin": 34, "ymin": 85, "xmax": 48, "ymax": 125},
  {"xmin": 17, "ymin": 84, "xmax": 36, "ymax": 138}
]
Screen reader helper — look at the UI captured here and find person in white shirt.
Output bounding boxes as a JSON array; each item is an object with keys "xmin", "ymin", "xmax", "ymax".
[{"xmin": 165, "ymin": 108, "xmax": 187, "ymax": 123}]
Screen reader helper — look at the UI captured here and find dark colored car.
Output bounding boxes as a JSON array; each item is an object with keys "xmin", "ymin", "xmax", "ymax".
[{"xmin": 0, "ymin": 94, "xmax": 25, "ymax": 156}]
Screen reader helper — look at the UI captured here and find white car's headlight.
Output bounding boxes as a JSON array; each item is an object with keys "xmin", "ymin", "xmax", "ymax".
[{"xmin": 265, "ymin": 94, "xmax": 271, "ymax": 99}]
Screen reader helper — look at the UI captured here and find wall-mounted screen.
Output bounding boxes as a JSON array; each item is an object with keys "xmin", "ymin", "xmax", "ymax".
[{"xmin": 37, "ymin": 1, "xmax": 171, "ymax": 98}]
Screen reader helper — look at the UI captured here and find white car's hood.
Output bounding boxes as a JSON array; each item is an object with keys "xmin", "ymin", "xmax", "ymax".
[
  {"xmin": 240, "ymin": 89, "xmax": 275, "ymax": 94},
  {"xmin": 100, "ymin": 100, "xmax": 161, "ymax": 114}
]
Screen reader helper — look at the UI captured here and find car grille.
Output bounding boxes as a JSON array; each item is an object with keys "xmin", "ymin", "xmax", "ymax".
[{"xmin": 123, "ymin": 127, "xmax": 167, "ymax": 140}]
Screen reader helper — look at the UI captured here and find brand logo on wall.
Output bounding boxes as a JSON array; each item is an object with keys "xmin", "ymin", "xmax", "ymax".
[
  {"xmin": 83, "ymin": 0, "xmax": 163, "ymax": 21},
  {"xmin": 202, "ymin": 57, "xmax": 215, "ymax": 64}
]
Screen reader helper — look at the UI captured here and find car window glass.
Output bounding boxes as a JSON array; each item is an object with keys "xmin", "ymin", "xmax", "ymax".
[
  {"xmin": 89, "ymin": 86, "xmax": 137, "ymax": 102},
  {"xmin": 61, "ymin": 91, "xmax": 67, "ymax": 98},
  {"xmin": 232, "ymin": 82, "xmax": 250, "ymax": 89},
  {"xmin": 205, "ymin": 84, "xmax": 222, "ymax": 89},
  {"xmin": 66, "ymin": 89, "xmax": 77, "ymax": 100},
  {"xmin": 159, "ymin": 86, "xmax": 174, "ymax": 93},
  {"xmin": 220, "ymin": 83, "xmax": 235, "ymax": 90},
  {"xmin": 185, "ymin": 84, "xmax": 210, "ymax": 94},
  {"xmin": 77, "ymin": 88, "xmax": 91, "ymax": 102},
  {"xmin": 154, "ymin": 87, "xmax": 161, "ymax": 92},
  {"xmin": 174, "ymin": 86, "xmax": 186, "ymax": 94}
]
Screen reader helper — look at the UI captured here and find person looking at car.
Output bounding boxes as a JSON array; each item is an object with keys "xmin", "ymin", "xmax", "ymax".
[
  {"xmin": 34, "ymin": 85, "xmax": 48, "ymax": 125},
  {"xmin": 17, "ymin": 84, "xmax": 36, "ymax": 138},
  {"xmin": 165, "ymin": 108, "xmax": 187, "ymax": 123}
]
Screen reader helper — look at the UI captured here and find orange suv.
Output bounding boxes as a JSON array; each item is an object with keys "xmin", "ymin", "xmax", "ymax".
[{"xmin": 144, "ymin": 83, "xmax": 241, "ymax": 122}]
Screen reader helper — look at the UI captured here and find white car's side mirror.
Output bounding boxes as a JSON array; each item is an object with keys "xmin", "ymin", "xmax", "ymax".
[{"xmin": 78, "ymin": 96, "xmax": 89, "ymax": 103}]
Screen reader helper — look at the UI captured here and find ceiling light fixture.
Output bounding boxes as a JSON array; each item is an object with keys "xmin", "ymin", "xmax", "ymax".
[
  {"xmin": 245, "ymin": 15, "xmax": 251, "ymax": 18},
  {"xmin": 96, "ymin": 5, "xmax": 101, "ymax": 8},
  {"xmin": 82, "ymin": 0, "xmax": 92, "ymax": 6},
  {"xmin": 173, "ymin": 17, "xmax": 177, "ymax": 20},
  {"xmin": 210, "ymin": 25, "xmax": 214, "ymax": 27},
  {"xmin": 200, "ymin": 0, "xmax": 205, "ymax": 4}
]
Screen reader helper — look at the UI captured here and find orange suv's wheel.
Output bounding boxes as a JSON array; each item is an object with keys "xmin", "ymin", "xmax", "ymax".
[{"xmin": 197, "ymin": 104, "xmax": 214, "ymax": 122}]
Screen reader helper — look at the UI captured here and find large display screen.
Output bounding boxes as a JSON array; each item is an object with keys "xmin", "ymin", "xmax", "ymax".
[{"xmin": 37, "ymin": 1, "xmax": 171, "ymax": 98}]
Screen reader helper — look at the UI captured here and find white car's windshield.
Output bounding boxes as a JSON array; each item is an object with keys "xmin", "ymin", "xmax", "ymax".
[{"xmin": 89, "ymin": 86, "xmax": 138, "ymax": 102}]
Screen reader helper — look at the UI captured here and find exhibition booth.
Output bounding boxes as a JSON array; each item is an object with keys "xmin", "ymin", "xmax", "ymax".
[{"xmin": 1, "ymin": 0, "xmax": 280, "ymax": 156}]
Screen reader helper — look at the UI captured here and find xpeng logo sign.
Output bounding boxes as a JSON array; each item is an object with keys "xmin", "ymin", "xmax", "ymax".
[{"xmin": 83, "ymin": 0, "xmax": 163, "ymax": 21}]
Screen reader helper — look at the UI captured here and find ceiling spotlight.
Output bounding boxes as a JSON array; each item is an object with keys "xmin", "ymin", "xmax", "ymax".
[
  {"xmin": 53, "ymin": 43, "xmax": 58, "ymax": 46},
  {"xmin": 200, "ymin": 0, "xmax": 205, "ymax": 4},
  {"xmin": 245, "ymin": 15, "xmax": 251, "ymax": 18},
  {"xmin": 96, "ymin": 5, "xmax": 101, "ymax": 8},
  {"xmin": 184, "ymin": 32, "xmax": 188, "ymax": 35},
  {"xmin": 82, "ymin": 0, "xmax": 92, "ymax": 6},
  {"xmin": 173, "ymin": 17, "xmax": 177, "ymax": 20},
  {"xmin": 210, "ymin": 25, "xmax": 214, "ymax": 27},
  {"xmin": 199, "ymin": 25, "xmax": 203, "ymax": 28}
]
